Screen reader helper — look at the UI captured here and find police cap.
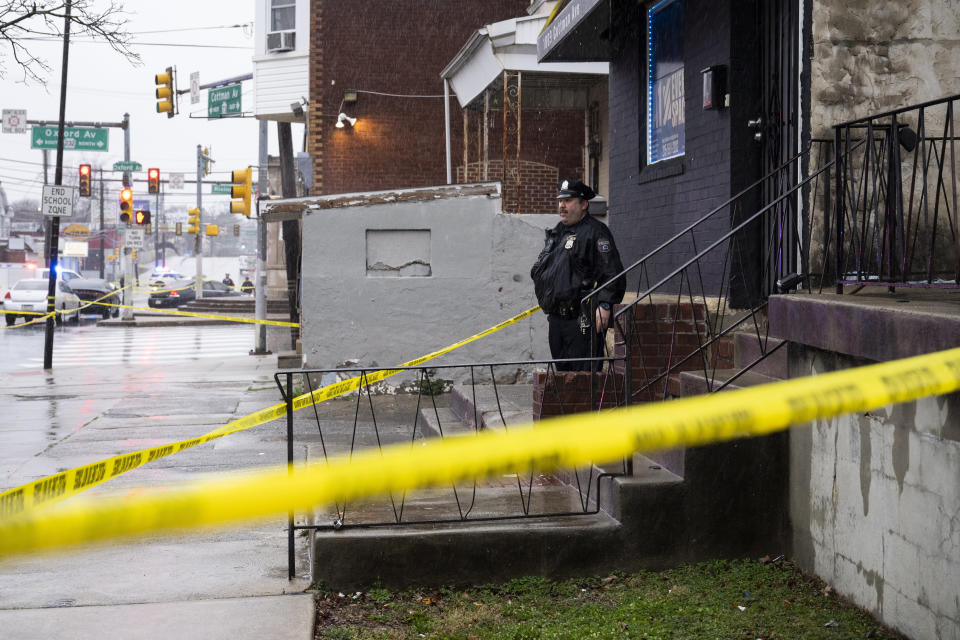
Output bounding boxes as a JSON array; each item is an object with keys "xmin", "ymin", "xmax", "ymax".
[{"xmin": 556, "ymin": 179, "xmax": 596, "ymax": 200}]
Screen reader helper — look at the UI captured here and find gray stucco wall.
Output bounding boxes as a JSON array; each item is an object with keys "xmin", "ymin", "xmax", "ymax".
[
  {"xmin": 811, "ymin": 0, "xmax": 960, "ymax": 136},
  {"xmin": 788, "ymin": 346, "xmax": 960, "ymax": 640},
  {"xmin": 300, "ymin": 192, "xmax": 559, "ymax": 381}
]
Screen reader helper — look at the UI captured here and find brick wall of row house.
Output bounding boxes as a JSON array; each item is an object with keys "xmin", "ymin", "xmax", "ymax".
[{"xmin": 308, "ymin": 0, "xmax": 587, "ymax": 200}]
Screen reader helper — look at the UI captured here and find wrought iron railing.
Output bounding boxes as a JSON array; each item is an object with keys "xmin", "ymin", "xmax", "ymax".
[
  {"xmin": 275, "ymin": 358, "xmax": 625, "ymax": 578},
  {"xmin": 581, "ymin": 140, "xmax": 835, "ymax": 406},
  {"xmin": 832, "ymin": 93, "xmax": 960, "ymax": 290}
]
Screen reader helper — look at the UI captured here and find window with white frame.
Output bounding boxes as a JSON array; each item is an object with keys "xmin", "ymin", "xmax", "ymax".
[{"xmin": 271, "ymin": 0, "xmax": 296, "ymax": 32}]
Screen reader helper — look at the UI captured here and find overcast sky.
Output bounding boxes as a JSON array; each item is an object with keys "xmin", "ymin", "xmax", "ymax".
[{"xmin": 0, "ymin": 1, "xmax": 294, "ymax": 209}]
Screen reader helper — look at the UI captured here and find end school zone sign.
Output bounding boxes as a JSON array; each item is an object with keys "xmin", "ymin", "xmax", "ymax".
[{"xmin": 41, "ymin": 185, "xmax": 77, "ymax": 218}]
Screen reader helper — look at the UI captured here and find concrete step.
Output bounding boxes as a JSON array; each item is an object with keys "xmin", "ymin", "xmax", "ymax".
[
  {"xmin": 183, "ymin": 298, "xmax": 288, "ymax": 314},
  {"xmin": 311, "ymin": 501, "xmax": 622, "ymax": 590},
  {"xmin": 450, "ymin": 383, "xmax": 533, "ymax": 430},
  {"xmin": 667, "ymin": 367, "xmax": 781, "ymax": 397},
  {"xmin": 733, "ymin": 331, "xmax": 787, "ymax": 379},
  {"xmin": 417, "ymin": 407, "xmax": 478, "ymax": 439}
]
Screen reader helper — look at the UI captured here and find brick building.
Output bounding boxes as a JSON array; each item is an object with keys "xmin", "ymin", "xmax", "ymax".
[{"xmin": 254, "ymin": 0, "xmax": 608, "ymax": 213}]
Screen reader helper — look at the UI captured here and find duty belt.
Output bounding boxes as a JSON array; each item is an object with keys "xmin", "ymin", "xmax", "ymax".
[{"xmin": 552, "ymin": 304, "xmax": 580, "ymax": 319}]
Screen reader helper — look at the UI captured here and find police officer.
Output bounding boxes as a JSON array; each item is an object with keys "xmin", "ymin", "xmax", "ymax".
[{"xmin": 531, "ymin": 179, "xmax": 625, "ymax": 371}]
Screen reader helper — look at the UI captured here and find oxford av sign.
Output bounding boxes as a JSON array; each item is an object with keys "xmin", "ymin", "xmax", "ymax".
[{"xmin": 31, "ymin": 125, "xmax": 109, "ymax": 151}]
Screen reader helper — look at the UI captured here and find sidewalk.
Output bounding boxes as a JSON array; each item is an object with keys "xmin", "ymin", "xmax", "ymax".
[{"xmin": 0, "ymin": 351, "xmax": 314, "ymax": 639}]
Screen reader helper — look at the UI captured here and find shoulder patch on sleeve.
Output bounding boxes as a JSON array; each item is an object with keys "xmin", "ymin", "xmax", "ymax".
[{"xmin": 597, "ymin": 238, "xmax": 611, "ymax": 253}]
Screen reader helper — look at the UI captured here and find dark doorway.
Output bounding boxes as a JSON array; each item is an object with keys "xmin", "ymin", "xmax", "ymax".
[{"xmin": 757, "ymin": 0, "xmax": 803, "ymax": 295}]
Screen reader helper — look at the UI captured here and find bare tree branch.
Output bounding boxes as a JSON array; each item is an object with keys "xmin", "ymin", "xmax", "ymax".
[{"xmin": 0, "ymin": 0, "xmax": 140, "ymax": 85}]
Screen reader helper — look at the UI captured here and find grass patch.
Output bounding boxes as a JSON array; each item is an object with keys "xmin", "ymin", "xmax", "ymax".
[{"xmin": 314, "ymin": 558, "xmax": 906, "ymax": 639}]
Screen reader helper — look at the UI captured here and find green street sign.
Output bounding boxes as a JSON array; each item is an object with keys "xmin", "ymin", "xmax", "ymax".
[
  {"xmin": 31, "ymin": 126, "xmax": 109, "ymax": 151},
  {"xmin": 112, "ymin": 160, "xmax": 142, "ymax": 172},
  {"xmin": 208, "ymin": 83, "xmax": 242, "ymax": 118},
  {"xmin": 211, "ymin": 184, "xmax": 233, "ymax": 194}
]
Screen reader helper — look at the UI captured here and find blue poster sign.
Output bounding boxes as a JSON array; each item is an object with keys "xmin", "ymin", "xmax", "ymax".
[
  {"xmin": 649, "ymin": 67, "xmax": 685, "ymax": 162},
  {"xmin": 647, "ymin": 0, "xmax": 685, "ymax": 164}
]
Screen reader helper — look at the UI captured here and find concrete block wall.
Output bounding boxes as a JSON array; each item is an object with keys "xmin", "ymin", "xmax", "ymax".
[
  {"xmin": 788, "ymin": 345, "xmax": 960, "ymax": 640},
  {"xmin": 770, "ymin": 294, "xmax": 960, "ymax": 640},
  {"xmin": 299, "ymin": 187, "xmax": 556, "ymax": 376}
]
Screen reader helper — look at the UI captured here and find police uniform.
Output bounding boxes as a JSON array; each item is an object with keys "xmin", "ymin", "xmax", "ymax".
[{"xmin": 531, "ymin": 180, "xmax": 625, "ymax": 371}]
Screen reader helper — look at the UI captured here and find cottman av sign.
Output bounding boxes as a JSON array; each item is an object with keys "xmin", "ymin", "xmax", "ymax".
[
  {"xmin": 208, "ymin": 83, "xmax": 242, "ymax": 118},
  {"xmin": 41, "ymin": 185, "xmax": 77, "ymax": 217}
]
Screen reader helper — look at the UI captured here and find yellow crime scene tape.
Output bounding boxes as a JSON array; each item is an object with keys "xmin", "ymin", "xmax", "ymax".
[
  {"xmin": 1, "ymin": 344, "xmax": 958, "ymax": 557},
  {"xmin": 0, "ymin": 305, "xmax": 542, "ymax": 519},
  {"xmin": 94, "ymin": 301, "xmax": 301, "ymax": 327}
]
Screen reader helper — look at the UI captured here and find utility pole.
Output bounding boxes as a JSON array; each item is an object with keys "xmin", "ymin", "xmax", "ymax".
[
  {"xmin": 252, "ymin": 119, "xmax": 269, "ymax": 355},
  {"xmin": 43, "ymin": 0, "xmax": 72, "ymax": 370},
  {"xmin": 98, "ymin": 169, "xmax": 105, "ymax": 279}
]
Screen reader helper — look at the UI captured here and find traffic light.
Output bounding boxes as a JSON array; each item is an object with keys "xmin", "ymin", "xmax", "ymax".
[
  {"xmin": 233, "ymin": 224, "xmax": 240, "ymax": 236},
  {"xmin": 155, "ymin": 67, "xmax": 176, "ymax": 118},
  {"xmin": 135, "ymin": 209, "xmax": 151, "ymax": 226},
  {"xmin": 230, "ymin": 167, "xmax": 253, "ymax": 217},
  {"xmin": 176, "ymin": 222, "xmax": 182, "ymax": 236},
  {"xmin": 147, "ymin": 168, "xmax": 160, "ymax": 194},
  {"xmin": 78, "ymin": 164, "xmax": 91, "ymax": 197},
  {"xmin": 206, "ymin": 224, "xmax": 219, "ymax": 236},
  {"xmin": 187, "ymin": 208, "xmax": 200, "ymax": 234},
  {"xmin": 119, "ymin": 188, "xmax": 133, "ymax": 222}
]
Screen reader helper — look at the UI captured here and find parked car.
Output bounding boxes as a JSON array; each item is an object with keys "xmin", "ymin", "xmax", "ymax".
[
  {"xmin": 147, "ymin": 279, "xmax": 243, "ymax": 308},
  {"xmin": 69, "ymin": 277, "xmax": 122, "ymax": 319},
  {"xmin": 3, "ymin": 278, "xmax": 81, "ymax": 326}
]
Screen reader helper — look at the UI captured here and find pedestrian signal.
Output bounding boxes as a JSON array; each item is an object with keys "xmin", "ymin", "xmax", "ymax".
[{"xmin": 135, "ymin": 210, "xmax": 151, "ymax": 226}]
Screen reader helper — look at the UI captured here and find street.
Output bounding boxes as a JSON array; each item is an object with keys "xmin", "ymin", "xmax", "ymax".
[
  {"xmin": 0, "ymin": 315, "xmax": 314, "ymax": 639},
  {"xmin": 1, "ymin": 317, "xmax": 257, "ymax": 372}
]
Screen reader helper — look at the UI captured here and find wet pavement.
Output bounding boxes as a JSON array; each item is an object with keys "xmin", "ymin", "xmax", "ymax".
[{"xmin": 0, "ymin": 323, "xmax": 314, "ymax": 639}]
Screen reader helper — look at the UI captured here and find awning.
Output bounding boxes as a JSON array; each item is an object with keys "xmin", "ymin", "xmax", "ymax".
[
  {"xmin": 441, "ymin": 13, "xmax": 607, "ymax": 109},
  {"xmin": 537, "ymin": 0, "xmax": 611, "ymax": 63}
]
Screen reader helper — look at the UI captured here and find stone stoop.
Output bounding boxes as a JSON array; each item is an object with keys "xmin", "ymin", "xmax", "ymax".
[{"xmin": 311, "ymin": 355, "xmax": 790, "ymax": 589}]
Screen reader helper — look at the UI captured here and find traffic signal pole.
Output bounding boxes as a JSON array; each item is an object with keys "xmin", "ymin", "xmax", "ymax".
[
  {"xmin": 43, "ymin": 0, "xmax": 72, "ymax": 371},
  {"xmin": 98, "ymin": 169, "xmax": 105, "ymax": 279},
  {"xmin": 195, "ymin": 145, "xmax": 204, "ymax": 299}
]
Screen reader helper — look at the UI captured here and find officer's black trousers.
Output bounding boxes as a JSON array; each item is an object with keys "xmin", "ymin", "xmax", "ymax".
[{"xmin": 547, "ymin": 314, "xmax": 605, "ymax": 372}]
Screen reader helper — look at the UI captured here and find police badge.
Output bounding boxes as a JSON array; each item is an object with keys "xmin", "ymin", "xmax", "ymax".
[
  {"xmin": 564, "ymin": 235, "xmax": 576, "ymax": 250},
  {"xmin": 598, "ymin": 239, "xmax": 611, "ymax": 253}
]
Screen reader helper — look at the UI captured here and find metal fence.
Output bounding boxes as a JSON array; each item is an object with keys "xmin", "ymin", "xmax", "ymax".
[
  {"xmin": 274, "ymin": 357, "xmax": 626, "ymax": 578},
  {"xmin": 832, "ymin": 93, "xmax": 960, "ymax": 290}
]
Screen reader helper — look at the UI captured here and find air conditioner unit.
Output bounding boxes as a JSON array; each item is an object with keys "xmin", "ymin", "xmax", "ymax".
[{"xmin": 266, "ymin": 31, "xmax": 295, "ymax": 53}]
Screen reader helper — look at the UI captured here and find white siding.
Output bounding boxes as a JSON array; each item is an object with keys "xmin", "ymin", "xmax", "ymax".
[{"xmin": 254, "ymin": 54, "xmax": 309, "ymax": 120}]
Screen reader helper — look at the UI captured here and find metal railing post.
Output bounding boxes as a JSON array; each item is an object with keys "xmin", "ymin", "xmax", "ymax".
[{"xmin": 286, "ymin": 371, "xmax": 295, "ymax": 580}]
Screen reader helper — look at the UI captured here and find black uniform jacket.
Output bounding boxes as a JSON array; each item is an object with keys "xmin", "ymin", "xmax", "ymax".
[{"xmin": 530, "ymin": 214, "xmax": 626, "ymax": 315}]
